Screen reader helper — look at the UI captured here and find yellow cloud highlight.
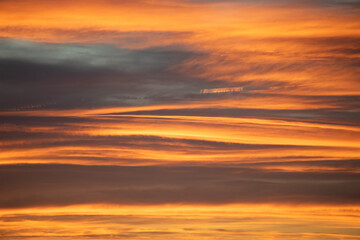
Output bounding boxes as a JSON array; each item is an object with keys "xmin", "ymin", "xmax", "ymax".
[{"xmin": 1, "ymin": 204, "xmax": 359, "ymax": 239}]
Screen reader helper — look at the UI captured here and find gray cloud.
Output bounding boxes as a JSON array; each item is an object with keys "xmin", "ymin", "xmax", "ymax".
[
  {"xmin": 0, "ymin": 164, "xmax": 359, "ymax": 208},
  {"xmin": 0, "ymin": 39, "xmax": 209, "ymax": 110},
  {"xmin": 1, "ymin": 36, "xmax": 359, "ymax": 115},
  {"xmin": 0, "ymin": 38, "xmax": 194, "ymax": 71}
]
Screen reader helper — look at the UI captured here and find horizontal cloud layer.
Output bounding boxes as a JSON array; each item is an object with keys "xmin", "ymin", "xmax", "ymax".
[{"xmin": 1, "ymin": 163, "xmax": 359, "ymax": 208}]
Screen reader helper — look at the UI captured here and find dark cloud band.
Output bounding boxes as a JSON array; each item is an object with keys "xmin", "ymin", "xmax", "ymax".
[{"xmin": 0, "ymin": 164, "xmax": 359, "ymax": 208}]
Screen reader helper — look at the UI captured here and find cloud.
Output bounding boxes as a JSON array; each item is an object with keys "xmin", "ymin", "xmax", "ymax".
[
  {"xmin": 0, "ymin": 132, "xmax": 318, "ymax": 152},
  {"xmin": 0, "ymin": 164, "xmax": 359, "ymax": 208},
  {"xmin": 200, "ymin": 87, "xmax": 244, "ymax": 94},
  {"xmin": 0, "ymin": 39, "xmax": 209, "ymax": 110},
  {"xmin": 106, "ymin": 106, "xmax": 360, "ymax": 125},
  {"xmin": 0, "ymin": 0, "xmax": 359, "ymax": 239},
  {"xmin": 188, "ymin": 0, "xmax": 360, "ymax": 8},
  {"xmin": 0, "ymin": 28, "xmax": 194, "ymax": 48},
  {"xmin": 0, "ymin": 38, "xmax": 195, "ymax": 70}
]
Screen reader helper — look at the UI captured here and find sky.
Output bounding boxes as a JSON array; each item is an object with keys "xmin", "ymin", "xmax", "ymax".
[{"xmin": 0, "ymin": 0, "xmax": 360, "ymax": 239}]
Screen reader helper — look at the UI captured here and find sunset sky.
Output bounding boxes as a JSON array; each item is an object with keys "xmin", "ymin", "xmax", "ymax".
[{"xmin": 0, "ymin": 0, "xmax": 360, "ymax": 239}]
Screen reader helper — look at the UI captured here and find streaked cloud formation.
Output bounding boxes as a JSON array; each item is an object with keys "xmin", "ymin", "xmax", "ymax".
[
  {"xmin": 200, "ymin": 87, "xmax": 244, "ymax": 94},
  {"xmin": 0, "ymin": 0, "xmax": 359, "ymax": 239}
]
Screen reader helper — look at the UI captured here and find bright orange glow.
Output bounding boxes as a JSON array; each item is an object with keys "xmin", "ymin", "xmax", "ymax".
[{"xmin": 1, "ymin": 204, "xmax": 359, "ymax": 239}]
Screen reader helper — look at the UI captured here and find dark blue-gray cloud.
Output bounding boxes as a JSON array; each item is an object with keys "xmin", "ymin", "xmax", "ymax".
[
  {"xmin": 0, "ymin": 164, "xmax": 359, "ymax": 208},
  {"xmin": 0, "ymin": 38, "xmax": 210, "ymax": 110},
  {"xmin": 1, "ymin": 36, "xmax": 359, "ymax": 115}
]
